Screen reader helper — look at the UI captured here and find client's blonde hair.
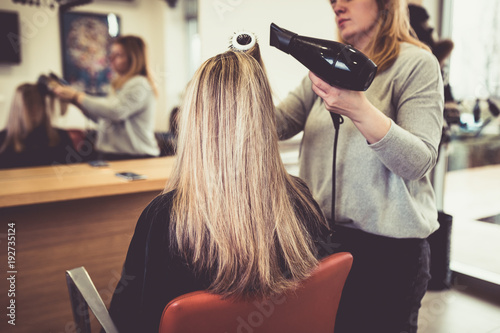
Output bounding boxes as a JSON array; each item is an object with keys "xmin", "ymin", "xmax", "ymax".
[{"xmin": 165, "ymin": 51, "xmax": 327, "ymax": 299}]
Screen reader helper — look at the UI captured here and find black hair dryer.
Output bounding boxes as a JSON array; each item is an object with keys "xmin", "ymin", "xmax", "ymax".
[{"xmin": 270, "ymin": 23, "xmax": 377, "ymax": 91}]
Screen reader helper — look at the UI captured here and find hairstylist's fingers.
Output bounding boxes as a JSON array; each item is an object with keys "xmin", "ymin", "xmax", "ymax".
[
  {"xmin": 309, "ymin": 71, "xmax": 341, "ymax": 102},
  {"xmin": 309, "ymin": 72, "xmax": 343, "ymax": 113},
  {"xmin": 311, "ymin": 83, "xmax": 327, "ymax": 101},
  {"xmin": 53, "ymin": 86, "xmax": 74, "ymax": 100},
  {"xmin": 53, "ymin": 85, "xmax": 68, "ymax": 94},
  {"xmin": 46, "ymin": 80, "xmax": 60, "ymax": 92},
  {"xmin": 308, "ymin": 71, "xmax": 331, "ymax": 94},
  {"xmin": 52, "ymin": 86, "xmax": 63, "ymax": 97}
]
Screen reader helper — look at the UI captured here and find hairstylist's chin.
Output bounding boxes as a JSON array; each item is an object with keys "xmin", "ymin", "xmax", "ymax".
[{"xmin": 338, "ymin": 28, "xmax": 353, "ymax": 43}]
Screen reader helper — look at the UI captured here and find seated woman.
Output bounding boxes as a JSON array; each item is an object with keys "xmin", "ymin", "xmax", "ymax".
[
  {"xmin": 54, "ymin": 35, "xmax": 160, "ymax": 161},
  {"xmin": 0, "ymin": 83, "xmax": 74, "ymax": 169},
  {"xmin": 107, "ymin": 51, "xmax": 330, "ymax": 333}
]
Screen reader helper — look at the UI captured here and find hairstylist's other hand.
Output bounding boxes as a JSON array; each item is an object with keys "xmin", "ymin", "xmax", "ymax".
[{"xmin": 309, "ymin": 71, "xmax": 391, "ymax": 144}]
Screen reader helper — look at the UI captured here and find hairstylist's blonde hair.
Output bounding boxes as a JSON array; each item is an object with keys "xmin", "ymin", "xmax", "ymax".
[
  {"xmin": 165, "ymin": 51, "xmax": 327, "ymax": 299},
  {"xmin": 338, "ymin": 0, "xmax": 429, "ymax": 72},
  {"xmin": 0, "ymin": 84, "xmax": 61, "ymax": 153},
  {"xmin": 111, "ymin": 35, "xmax": 158, "ymax": 96}
]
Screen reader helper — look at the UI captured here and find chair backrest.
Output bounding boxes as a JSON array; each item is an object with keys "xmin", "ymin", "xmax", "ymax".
[
  {"xmin": 159, "ymin": 252, "xmax": 353, "ymax": 333},
  {"xmin": 66, "ymin": 266, "xmax": 119, "ymax": 333}
]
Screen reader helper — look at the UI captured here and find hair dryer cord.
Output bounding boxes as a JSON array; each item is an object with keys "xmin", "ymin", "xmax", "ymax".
[{"xmin": 330, "ymin": 112, "xmax": 343, "ymax": 228}]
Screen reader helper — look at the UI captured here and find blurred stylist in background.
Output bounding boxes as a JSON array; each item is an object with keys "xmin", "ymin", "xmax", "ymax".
[
  {"xmin": 54, "ymin": 35, "xmax": 160, "ymax": 160},
  {"xmin": 275, "ymin": 0, "xmax": 443, "ymax": 332}
]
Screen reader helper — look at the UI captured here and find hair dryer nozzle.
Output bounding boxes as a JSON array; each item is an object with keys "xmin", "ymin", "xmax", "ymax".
[
  {"xmin": 269, "ymin": 23, "xmax": 377, "ymax": 91},
  {"xmin": 270, "ymin": 23, "xmax": 297, "ymax": 54}
]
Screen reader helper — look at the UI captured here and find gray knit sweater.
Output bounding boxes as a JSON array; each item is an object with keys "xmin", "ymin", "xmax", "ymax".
[
  {"xmin": 276, "ymin": 43, "xmax": 444, "ymax": 238},
  {"xmin": 81, "ymin": 75, "xmax": 160, "ymax": 157}
]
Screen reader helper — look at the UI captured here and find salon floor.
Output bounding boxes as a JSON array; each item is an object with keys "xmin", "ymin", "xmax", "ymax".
[{"xmin": 279, "ymin": 136, "xmax": 500, "ymax": 333}]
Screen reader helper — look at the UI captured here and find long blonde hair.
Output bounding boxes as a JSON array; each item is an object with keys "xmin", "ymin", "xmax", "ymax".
[
  {"xmin": 0, "ymin": 83, "xmax": 61, "ymax": 153},
  {"xmin": 111, "ymin": 35, "xmax": 158, "ymax": 96},
  {"xmin": 337, "ymin": 0, "xmax": 430, "ymax": 72},
  {"xmin": 165, "ymin": 51, "xmax": 327, "ymax": 299}
]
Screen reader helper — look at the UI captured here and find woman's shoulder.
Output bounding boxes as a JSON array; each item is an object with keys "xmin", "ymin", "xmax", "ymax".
[
  {"xmin": 382, "ymin": 42, "xmax": 440, "ymax": 82},
  {"xmin": 123, "ymin": 75, "xmax": 152, "ymax": 89},
  {"xmin": 118, "ymin": 76, "xmax": 154, "ymax": 100},
  {"xmin": 143, "ymin": 190, "xmax": 176, "ymax": 216},
  {"xmin": 290, "ymin": 174, "xmax": 309, "ymax": 189},
  {"xmin": 133, "ymin": 190, "xmax": 176, "ymax": 233},
  {"xmin": 397, "ymin": 42, "xmax": 439, "ymax": 67},
  {"xmin": 289, "ymin": 175, "xmax": 325, "ymax": 219},
  {"xmin": 288, "ymin": 175, "xmax": 330, "ymax": 246}
]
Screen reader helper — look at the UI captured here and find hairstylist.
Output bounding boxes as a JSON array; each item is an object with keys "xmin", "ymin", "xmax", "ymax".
[
  {"xmin": 54, "ymin": 35, "xmax": 160, "ymax": 160},
  {"xmin": 274, "ymin": 0, "xmax": 444, "ymax": 332}
]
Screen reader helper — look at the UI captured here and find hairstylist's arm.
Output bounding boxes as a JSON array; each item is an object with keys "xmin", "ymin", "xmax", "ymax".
[
  {"xmin": 308, "ymin": 71, "xmax": 391, "ymax": 144},
  {"xmin": 53, "ymin": 85, "xmax": 85, "ymax": 104},
  {"xmin": 53, "ymin": 85, "xmax": 98, "ymax": 123},
  {"xmin": 79, "ymin": 77, "xmax": 152, "ymax": 122},
  {"xmin": 309, "ymin": 50, "xmax": 444, "ymax": 181},
  {"xmin": 275, "ymin": 76, "xmax": 320, "ymax": 140}
]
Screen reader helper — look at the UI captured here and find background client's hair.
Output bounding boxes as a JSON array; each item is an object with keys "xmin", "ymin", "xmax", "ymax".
[{"xmin": 0, "ymin": 83, "xmax": 66, "ymax": 154}]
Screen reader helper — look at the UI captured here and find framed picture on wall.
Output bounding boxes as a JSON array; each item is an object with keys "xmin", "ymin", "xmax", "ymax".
[{"xmin": 60, "ymin": 11, "xmax": 120, "ymax": 96}]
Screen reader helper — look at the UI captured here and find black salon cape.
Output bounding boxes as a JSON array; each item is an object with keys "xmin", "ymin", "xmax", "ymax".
[
  {"xmin": 109, "ymin": 182, "xmax": 329, "ymax": 333},
  {"xmin": 107, "ymin": 191, "xmax": 208, "ymax": 333}
]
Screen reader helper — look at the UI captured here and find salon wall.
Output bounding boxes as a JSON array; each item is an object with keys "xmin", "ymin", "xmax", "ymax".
[
  {"xmin": 198, "ymin": 0, "xmax": 337, "ymax": 102},
  {"xmin": 0, "ymin": 0, "xmax": 186, "ymax": 132}
]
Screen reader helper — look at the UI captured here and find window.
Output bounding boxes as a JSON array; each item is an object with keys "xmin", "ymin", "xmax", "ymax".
[{"xmin": 447, "ymin": 0, "xmax": 500, "ymax": 100}]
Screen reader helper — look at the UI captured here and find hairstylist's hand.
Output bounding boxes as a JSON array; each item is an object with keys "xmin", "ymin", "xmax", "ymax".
[
  {"xmin": 309, "ymin": 71, "xmax": 391, "ymax": 144},
  {"xmin": 53, "ymin": 86, "xmax": 84, "ymax": 104}
]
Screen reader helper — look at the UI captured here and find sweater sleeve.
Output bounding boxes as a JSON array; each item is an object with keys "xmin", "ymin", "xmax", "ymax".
[
  {"xmin": 275, "ymin": 76, "xmax": 318, "ymax": 140},
  {"xmin": 80, "ymin": 76, "xmax": 153, "ymax": 122},
  {"xmin": 369, "ymin": 49, "xmax": 444, "ymax": 180}
]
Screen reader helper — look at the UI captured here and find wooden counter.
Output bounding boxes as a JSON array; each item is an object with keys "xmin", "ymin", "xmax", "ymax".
[
  {"xmin": 0, "ymin": 156, "xmax": 176, "ymax": 208},
  {"xmin": 0, "ymin": 157, "xmax": 175, "ymax": 333}
]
